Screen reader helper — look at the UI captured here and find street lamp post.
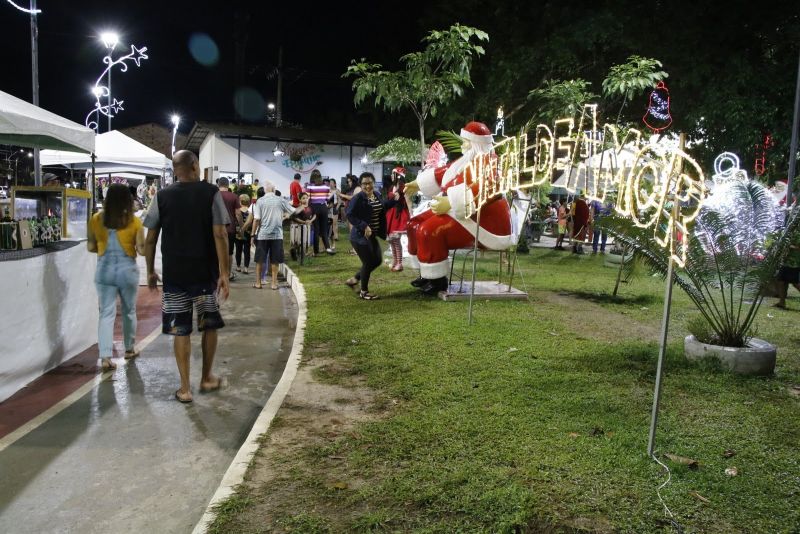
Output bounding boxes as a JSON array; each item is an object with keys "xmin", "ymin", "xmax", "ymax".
[
  {"xmin": 170, "ymin": 115, "xmax": 180, "ymax": 155},
  {"xmin": 6, "ymin": 0, "xmax": 43, "ymax": 185},
  {"xmin": 100, "ymin": 32, "xmax": 119, "ymax": 132}
]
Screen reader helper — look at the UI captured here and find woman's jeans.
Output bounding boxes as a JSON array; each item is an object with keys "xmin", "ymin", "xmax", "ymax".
[
  {"xmin": 95, "ymin": 233, "xmax": 138, "ymax": 357},
  {"xmin": 311, "ymin": 203, "xmax": 331, "ymax": 252},
  {"xmin": 351, "ymin": 235, "xmax": 382, "ymax": 291}
]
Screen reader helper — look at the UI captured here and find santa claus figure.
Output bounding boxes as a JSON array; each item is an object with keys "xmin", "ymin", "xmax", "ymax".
[{"xmin": 404, "ymin": 121, "xmax": 515, "ymax": 294}]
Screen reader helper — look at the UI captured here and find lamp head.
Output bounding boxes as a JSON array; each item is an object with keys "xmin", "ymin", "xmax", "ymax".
[
  {"xmin": 100, "ymin": 32, "xmax": 119, "ymax": 49},
  {"xmin": 171, "ymin": 115, "xmax": 180, "ymax": 127}
]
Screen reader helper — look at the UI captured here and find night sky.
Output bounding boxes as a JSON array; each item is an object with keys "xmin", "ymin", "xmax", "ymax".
[{"xmin": 1, "ymin": 0, "xmax": 430, "ymax": 135}]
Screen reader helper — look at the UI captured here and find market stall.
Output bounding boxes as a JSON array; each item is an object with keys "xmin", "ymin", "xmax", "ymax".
[
  {"xmin": 0, "ymin": 90, "xmax": 97, "ymax": 403},
  {"xmin": 40, "ymin": 130, "xmax": 172, "ymax": 204}
]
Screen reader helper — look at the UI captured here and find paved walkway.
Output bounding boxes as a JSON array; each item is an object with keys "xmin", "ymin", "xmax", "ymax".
[{"xmin": 0, "ymin": 276, "xmax": 297, "ymax": 533}]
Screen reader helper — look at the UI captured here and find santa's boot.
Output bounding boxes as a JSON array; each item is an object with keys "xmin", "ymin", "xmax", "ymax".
[
  {"xmin": 411, "ymin": 276, "xmax": 428, "ymax": 288},
  {"xmin": 421, "ymin": 276, "xmax": 449, "ymax": 295}
]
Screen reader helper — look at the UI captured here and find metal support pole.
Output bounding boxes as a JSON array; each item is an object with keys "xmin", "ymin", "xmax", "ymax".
[
  {"xmin": 647, "ymin": 134, "xmax": 684, "ymax": 457},
  {"xmin": 107, "ymin": 58, "xmax": 112, "ymax": 132},
  {"xmin": 276, "ymin": 45, "xmax": 283, "ymax": 127},
  {"xmin": 647, "ymin": 236, "xmax": 676, "ymax": 457},
  {"xmin": 30, "ymin": 0, "xmax": 41, "ymax": 186},
  {"xmin": 467, "ymin": 208, "xmax": 482, "ymax": 325},
  {"xmin": 786, "ymin": 48, "xmax": 800, "ymax": 209},
  {"xmin": 90, "ymin": 153, "xmax": 97, "ymax": 213}
]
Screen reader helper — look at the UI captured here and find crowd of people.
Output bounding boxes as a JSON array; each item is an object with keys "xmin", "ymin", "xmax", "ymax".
[
  {"xmin": 85, "ymin": 155, "xmax": 415, "ymax": 399},
  {"xmin": 537, "ymin": 194, "xmax": 614, "ymax": 255}
]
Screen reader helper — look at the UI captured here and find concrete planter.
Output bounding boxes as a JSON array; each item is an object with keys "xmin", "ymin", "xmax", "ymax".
[{"xmin": 684, "ymin": 335, "xmax": 776, "ymax": 375}]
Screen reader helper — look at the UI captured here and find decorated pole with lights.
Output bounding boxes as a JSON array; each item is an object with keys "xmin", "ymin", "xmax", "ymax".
[
  {"xmin": 85, "ymin": 42, "xmax": 148, "ymax": 132},
  {"xmin": 170, "ymin": 115, "xmax": 180, "ymax": 155},
  {"xmin": 101, "ymin": 32, "xmax": 119, "ymax": 132}
]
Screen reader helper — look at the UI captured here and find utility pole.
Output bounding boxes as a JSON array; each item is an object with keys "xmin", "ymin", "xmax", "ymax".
[
  {"xmin": 786, "ymin": 48, "xmax": 800, "ymax": 208},
  {"xmin": 30, "ymin": 0, "xmax": 41, "ymax": 186},
  {"xmin": 276, "ymin": 45, "xmax": 283, "ymax": 127}
]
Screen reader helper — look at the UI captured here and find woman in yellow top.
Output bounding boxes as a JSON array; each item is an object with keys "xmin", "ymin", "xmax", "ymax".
[{"xmin": 87, "ymin": 184, "xmax": 145, "ymax": 370}]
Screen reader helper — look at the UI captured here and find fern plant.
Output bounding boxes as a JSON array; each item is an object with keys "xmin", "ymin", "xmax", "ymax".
[{"xmin": 603, "ymin": 180, "xmax": 799, "ymax": 347}]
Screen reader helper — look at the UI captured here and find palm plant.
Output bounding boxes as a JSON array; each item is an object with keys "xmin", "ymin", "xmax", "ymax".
[{"xmin": 603, "ymin": 180, "xmax": 799, "ymax": 347}]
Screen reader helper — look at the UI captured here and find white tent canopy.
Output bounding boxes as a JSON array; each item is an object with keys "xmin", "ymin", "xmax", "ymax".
[
  {"xmin": 0, "ymin": 89, "xmax": 95, "ymax": 153},
  {"xmin": 40, "ymin": 130, "xmax": 171, "ymax": 173}
]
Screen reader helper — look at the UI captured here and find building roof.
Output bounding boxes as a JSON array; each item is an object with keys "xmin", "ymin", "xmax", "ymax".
[{"xmin": 183, "ymin": 121, "xmax": 377, "ymax": 153}]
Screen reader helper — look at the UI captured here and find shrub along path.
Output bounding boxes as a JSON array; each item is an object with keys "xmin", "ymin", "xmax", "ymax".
[{"xmin": 210, "ymin": 246, "xmax": 800, "ymax": 533}]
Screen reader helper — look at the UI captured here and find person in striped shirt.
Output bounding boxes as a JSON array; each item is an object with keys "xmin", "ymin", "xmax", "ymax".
[{"xmin": 305, "ymin": 169, "xmax": 335, "ymax": 255}]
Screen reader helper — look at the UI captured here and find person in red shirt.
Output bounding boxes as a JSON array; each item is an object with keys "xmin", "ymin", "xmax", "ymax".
[
  {"xmin": 570, "ymin": 193, "xmax": 590, "ymax": 255},
  {"xmin": 218, "ymin": 177, "xmax": 242, "ymax": 279},
  {"xmin": 289, "ymin": 173, "xmax": 303, "ymax": 207}
]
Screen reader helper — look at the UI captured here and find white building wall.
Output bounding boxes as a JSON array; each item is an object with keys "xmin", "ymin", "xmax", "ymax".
[{"xmin": 199, "ymin": 135, "xmax": 381, "ymax": 194}]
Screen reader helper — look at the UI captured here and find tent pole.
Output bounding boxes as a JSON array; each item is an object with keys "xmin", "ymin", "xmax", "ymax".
[{"xmin": 90, "ymin": 153, "xmax": 96, "ymax": 213}]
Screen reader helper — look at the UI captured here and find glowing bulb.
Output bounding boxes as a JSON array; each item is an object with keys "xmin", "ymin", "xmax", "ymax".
[
  {"xmin": 267, "ymin": 103, "xmax": 276, "ymax": 110},
  {"xmin": 100, "ymin": 32, "xmax": 119, "ymax": 49},
  {"xmin": 92, "ymin": 86, "xmax": 103, "ymax": 97},
  {"xmin": 171, "ymin": 114, "xmax": 180, "ymax": 126},
  {"xmin": 360, "ymin": 153, "xmax": 369, "ymax": 164}
]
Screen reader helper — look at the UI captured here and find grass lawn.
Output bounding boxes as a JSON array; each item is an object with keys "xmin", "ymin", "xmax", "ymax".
[{"xmin": 211, "ymin": 242, "xmax": 800, "ymax": 533}]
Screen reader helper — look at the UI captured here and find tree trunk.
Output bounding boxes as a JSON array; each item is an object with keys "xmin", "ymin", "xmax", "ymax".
[
  {"xmin": 418, "ymin": 119, "xmax": 426, "ymax": 166},
  {"xmin": 612, "ymin": 244, "xmax": 627, "ymax": 296}
]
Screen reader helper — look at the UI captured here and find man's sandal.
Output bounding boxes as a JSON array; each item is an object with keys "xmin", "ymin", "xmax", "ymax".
[
  {"xmin": 359, "ymin": 290, "xmax": 379, "ymax": 300},
  {"xmin": 124, "ymin": 349, "xmax": 140, "ymax": 360},
  {"xmin": 175, "ymin": 389, "xmax": 193, "ymax": 403},
  {"xmin": 101, "ymin": 358, "xmax": 117, "ymax": 370}
]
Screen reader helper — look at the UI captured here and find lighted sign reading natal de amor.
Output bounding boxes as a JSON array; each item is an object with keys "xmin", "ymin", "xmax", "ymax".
[{"xmin": 456, "ymin": 103, "xmax": 708, "ymax": 267}]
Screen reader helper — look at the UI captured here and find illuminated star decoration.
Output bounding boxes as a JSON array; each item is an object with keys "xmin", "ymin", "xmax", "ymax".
[
  {"xmin": 642, "ymin": 81, "xmax": 672, "ymax": 133},
  {"xmin": 5, "ymin": 0, "xmax": 41, "ymax": 13},
  {"xmin": 85, "ymin": 43, "xmax": 149, "ymax": 131},
  {"xmin": 109, "ymin": 98, "xmax": 124, "ymax": 114}
]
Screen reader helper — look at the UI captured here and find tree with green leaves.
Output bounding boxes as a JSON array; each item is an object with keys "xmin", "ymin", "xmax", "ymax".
[
  {"xmin": 602, "ymin": 55, "xmax": 669, "ymax": 125},
  {"xmin": 343, "ymin": 24, "xmax": 489, "ymax": 162},
  {"xmin": 527, "ymin": 79, "xmax": 599, "ymax": 127}
]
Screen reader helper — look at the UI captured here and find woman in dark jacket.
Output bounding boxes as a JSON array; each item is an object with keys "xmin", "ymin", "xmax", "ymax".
[{"xmin": 345, "ymin": 172, "xmax": 397, "ymax": 300}]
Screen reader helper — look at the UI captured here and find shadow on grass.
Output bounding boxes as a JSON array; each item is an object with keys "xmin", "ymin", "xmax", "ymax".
[{"xmin": 562, "ymin": 290, "xmax": 658, "ymax": 307}]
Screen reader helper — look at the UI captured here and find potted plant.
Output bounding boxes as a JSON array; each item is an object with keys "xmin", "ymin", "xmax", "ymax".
[{"xmin": 605, "ymin": 179, "xmax": 799, "ymax": 375}]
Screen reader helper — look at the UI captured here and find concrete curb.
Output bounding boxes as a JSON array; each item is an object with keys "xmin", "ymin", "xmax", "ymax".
[{"xmin": 192, "ymin": 264, "xmax": 307, "ymax": 534}]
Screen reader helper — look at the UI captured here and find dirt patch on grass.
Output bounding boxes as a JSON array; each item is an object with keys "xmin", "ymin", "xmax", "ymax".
[
  {"xmin": 211, "ymin": 350, "xmax": 386, "ymax": 533},
  {"xmin": 536, "ymin": 290, "xmax": 661, "ymax": 343}
]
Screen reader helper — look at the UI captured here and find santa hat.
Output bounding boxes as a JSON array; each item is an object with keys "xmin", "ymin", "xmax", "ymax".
[
  {"xmin": 460, "ymin": 121, "xmax": 494, "ymax": 145},
  {"xmin": 392, "ymin": 166, "xmax": 406, "ymax": 177}
]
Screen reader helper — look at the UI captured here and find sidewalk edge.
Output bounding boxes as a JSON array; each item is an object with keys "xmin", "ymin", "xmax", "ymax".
[{"xmin": 192, "ymin": 265, "xmax": 307, "ymax": 534}]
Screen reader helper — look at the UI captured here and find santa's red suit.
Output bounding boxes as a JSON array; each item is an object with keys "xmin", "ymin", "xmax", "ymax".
[{"xmin": 408, "ymin": 121, "xmax": 515, "ymax": 280}]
